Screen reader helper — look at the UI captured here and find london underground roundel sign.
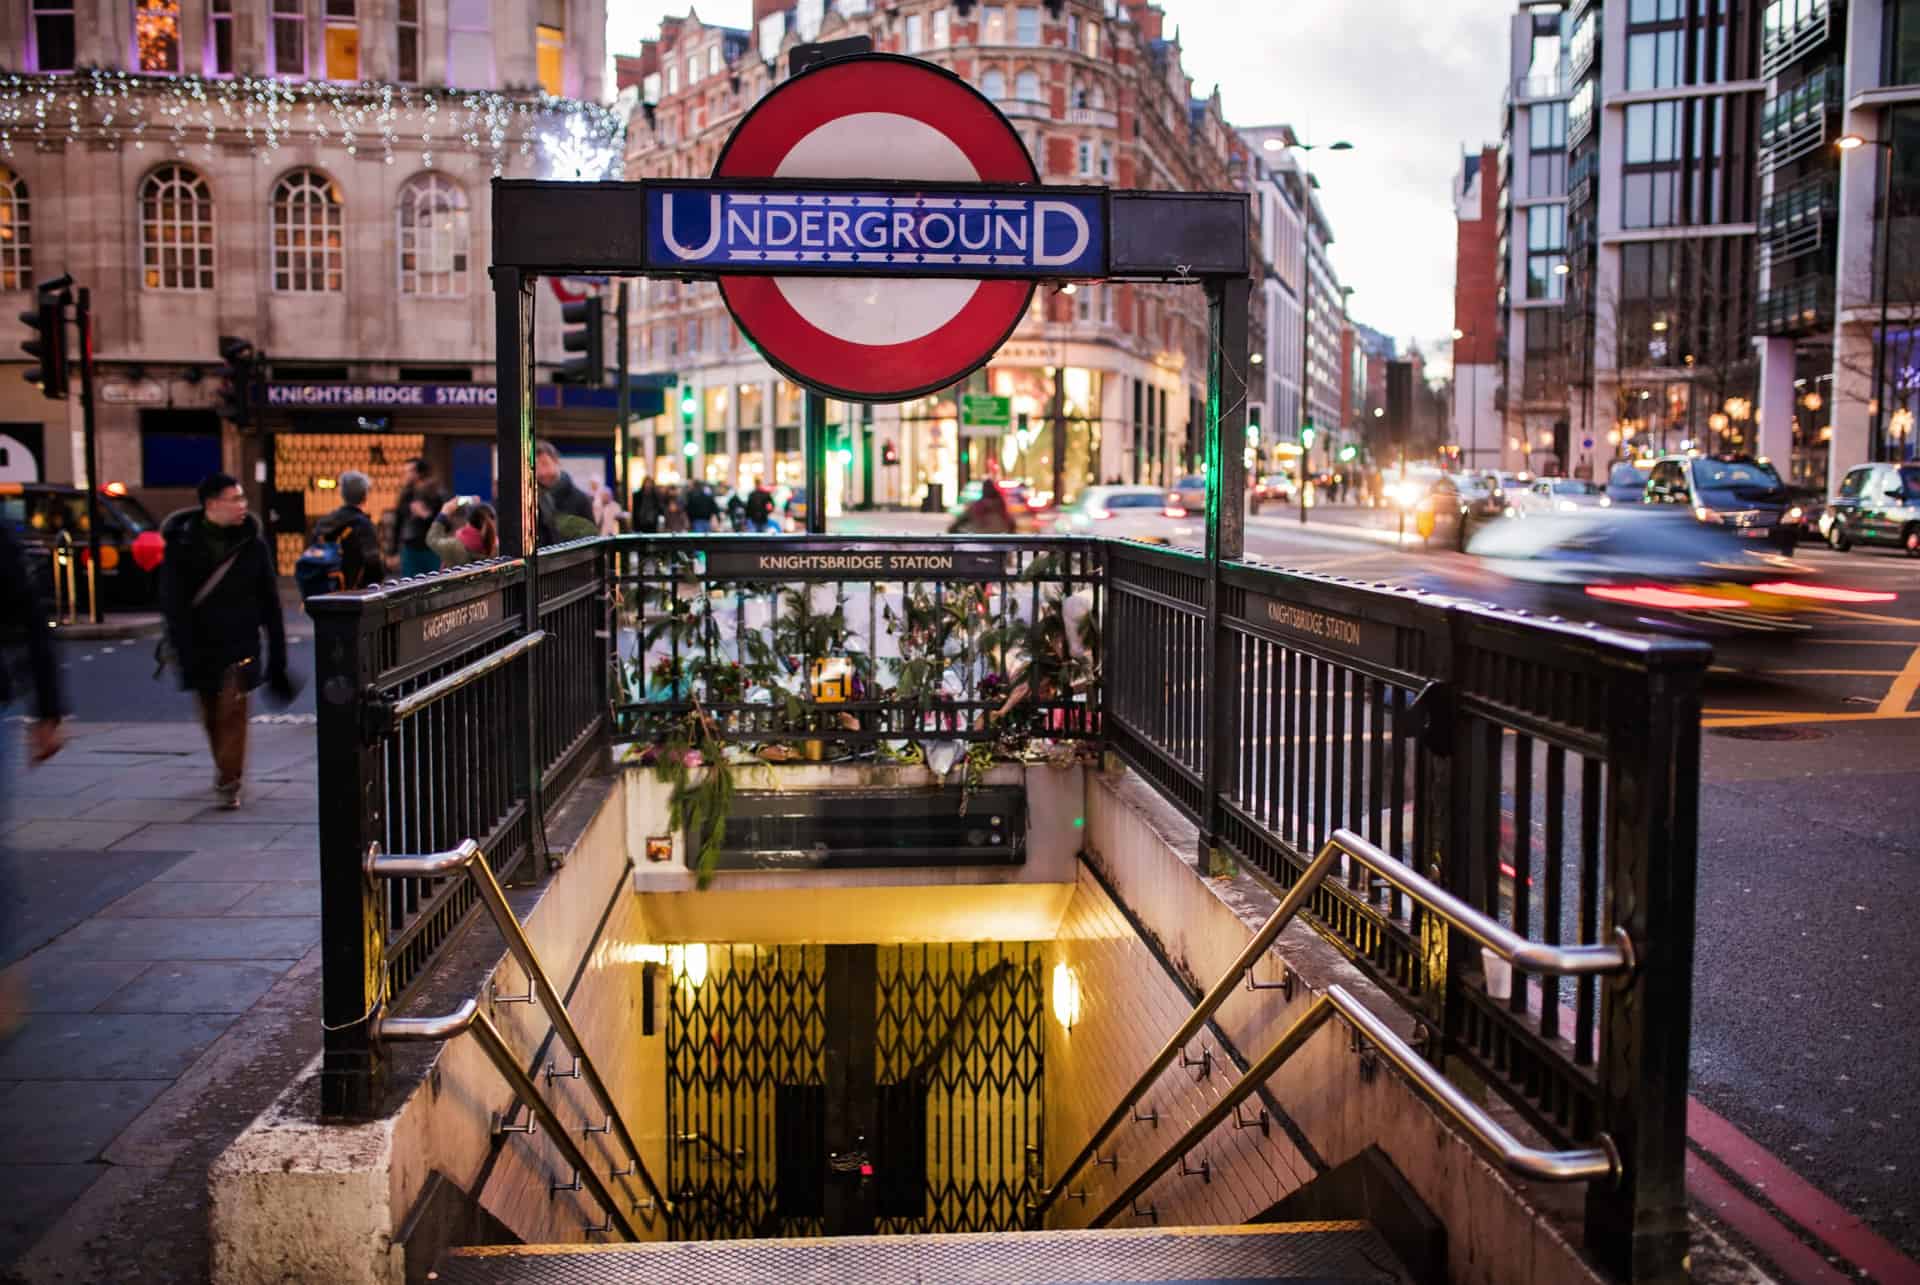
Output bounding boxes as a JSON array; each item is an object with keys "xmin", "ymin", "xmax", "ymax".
[{"xmin": 711, "ymin": 55, "xmax": 1039, "ymax": 403}]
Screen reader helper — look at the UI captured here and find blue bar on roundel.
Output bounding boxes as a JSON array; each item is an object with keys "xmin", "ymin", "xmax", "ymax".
[{"xmin": 644, "ymin": 184, "xmax": 1106, "ymax": 278}]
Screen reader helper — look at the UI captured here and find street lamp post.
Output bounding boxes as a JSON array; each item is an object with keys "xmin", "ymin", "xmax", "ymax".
[
  {"xmin": 1452, "ymin": 326, "xmax": 1478, "ymax": 472},
  {"xmin": 1838, "ymin": 132, "xmax": 1896, "ymax": 462}
]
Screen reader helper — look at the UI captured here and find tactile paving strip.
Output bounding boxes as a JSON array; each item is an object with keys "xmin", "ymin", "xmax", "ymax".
[{"xmin": 432, "ymin": 1221, "xmax": 1407, "ymax": 1284}]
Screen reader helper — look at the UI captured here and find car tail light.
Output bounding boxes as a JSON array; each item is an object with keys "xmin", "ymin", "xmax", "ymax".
[
  {"xmin": 1751, "ymin": 580, "xmax": 1897, "ymax": 604},
  {"xmin": 1163, "ymin": 506, "xmax": 1187, "ymax": 518},
  {"xmin": 1585, "ymin": 584, "xmax": 1732, "ymax": 610},
  {"xmin": 1090, "ymin": 509, "xmax": 1113, "ymax": 520}
]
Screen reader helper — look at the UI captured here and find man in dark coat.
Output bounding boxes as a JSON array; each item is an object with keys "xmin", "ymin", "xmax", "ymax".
[
  {"xmin": 395, "ymin": 456, "xmax": 446, "ymax": 578},
  {"xmin": 160, "ymin": 474, "xmax": 290, "ymax": 810},
  {"xmin": 1, "ymin": 521, "xmax": 63, "ymax": 1012},
  {"xmin": 744, "ymin": 478, "xmax": 776, "ymax": 532}
]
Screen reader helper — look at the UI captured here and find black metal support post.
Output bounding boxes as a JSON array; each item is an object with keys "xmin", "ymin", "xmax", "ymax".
[
  {"xmin": 1585, "ymin": 658, "xmax": 1701, "ymax": 1283},
  {"xmin": 1199, "ymin": 277, "xmax": 1249, "ymax": 871},
  {"xmin": 616, "ymin": 280, "xmax": 631, "ymax": 506},
  {"xmin": 1050, "ymin": 349, "xmax": 1067, "ymax": 506},
  {"xmin": 494, "ymin": 267, "xmax": 536, "ymax": 557},
  {"xmin": 76, "ymin": 288, "xmax": 101, "ymax": 623},
  {"xmin": 805, "ymin": 389, "xmax": 828, "ymax": 535},
  {"xmin": 313, "ymin": 602, "xmax": 387, "ymax": 1118}
]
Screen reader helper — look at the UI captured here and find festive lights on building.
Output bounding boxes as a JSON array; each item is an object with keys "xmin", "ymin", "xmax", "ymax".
[{"xmin": 0, "ymin": 69, "xmax": 623, "ymax": 178}]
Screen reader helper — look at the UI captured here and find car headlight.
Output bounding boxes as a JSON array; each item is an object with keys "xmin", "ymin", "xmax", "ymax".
[
  {"xmin": 1693, "ymin": 505, "xmax": 1725, "ymax": 524},
  {"xmin": 1784, "ymin": 505, "xmax": 1804, "ymax": 523}
]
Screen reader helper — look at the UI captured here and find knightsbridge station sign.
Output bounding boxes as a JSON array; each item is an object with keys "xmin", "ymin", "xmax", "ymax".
[{"xmin": 264, "ymin": 383, "xmax": 499, "ymax": 408}]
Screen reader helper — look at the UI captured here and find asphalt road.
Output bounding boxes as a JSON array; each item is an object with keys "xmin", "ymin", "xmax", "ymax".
[{"xmin": 48, "ymin": 510, "xmax": 1920, "ymax": 1266}]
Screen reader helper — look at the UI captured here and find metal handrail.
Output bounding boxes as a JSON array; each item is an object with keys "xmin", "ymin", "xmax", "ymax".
[
  {"xmin": 381, "ymin": 999, "xmax": 645, "ymax": 1240},
  {"xmin": 366, "ymin": 839, "xmax": 673, "ymax": 1223},
  {"xmin": 675, "ymin": 1131, "xmax": 747, "ymax": 1166},
  {"xmin": 1050, "ymin": 827, "xmax": 1634, "ymax": 1223},
  {"xmin": 1032, "ymin": 836, "xmax": 1346, "ymax": 1217},
  {"xmin": 389, "ymin": 631, "xmax": 549, "ymax": 721},
  {"xmin": 1086, "ymin": 985, "xmax": 1621, "ymax": 1228}
]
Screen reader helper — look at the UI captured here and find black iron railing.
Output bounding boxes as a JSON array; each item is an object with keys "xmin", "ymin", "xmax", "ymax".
[
  {"xmin": 313, "ymin": 530, "xmax": 1703, "ymax": 1279},
  {"xmin": 310, "ymin": 548, "xmax": 610, "ymax": 1118},
  {"xmin": 1104, "ymin": 540, "xmax": 1705, "ymax": 1279}
]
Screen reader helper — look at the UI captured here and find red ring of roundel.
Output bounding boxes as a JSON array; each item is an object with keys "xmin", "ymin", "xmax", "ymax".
[{"xmin": 714, "ymin": 56, "xmax": 1039, "ymax": 403}]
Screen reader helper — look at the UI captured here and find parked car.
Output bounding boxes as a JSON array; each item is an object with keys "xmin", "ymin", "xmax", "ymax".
[
  {"xmin": 1645, "ymin": 454, "xmax": 1804, "ymax": 554},
  {"xmin": 1825, "ymin": 462, "xmax": 1920, "ymax": 556},
  {"xmin": 1510, "ymin": 476, "xmax": 1611, "ymax": 515},
  {"xmin": 0, "ymin": 481, "xmax": 165, "ymax": 610},
  {"xmin": 1605, "ymin": 462, "xmax": 1652, "ymax": 505},
  {"xmin": 1051, "ymin": 485, "xmax": 1185, "ymax": 545},
  {"xmin": 947, "ymin": 480, "xmax": 1039, "ymax": 532}
]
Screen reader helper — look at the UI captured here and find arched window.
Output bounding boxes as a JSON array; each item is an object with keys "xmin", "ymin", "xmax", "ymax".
[
  {"xmin": 396, "ymin": 173, "xmax": 469, "ymax": 296},
  {"xmin": 1015, "ymin": 68, "xmax": 1040, "ymax": 102},
  {"xmin": 271, "ymin": 168, "xmax": 343, "ymax": 293},
  {"xmin": 981, "ymin": 68, "xmax": 1006, "ymax": 100},
  {"xmin": 139, "ymin": 164, "xmax": 213, "ymax": 291},
  {"xmin": 0, "ymin": 167, "xmax": 30, "ymax": 291}
]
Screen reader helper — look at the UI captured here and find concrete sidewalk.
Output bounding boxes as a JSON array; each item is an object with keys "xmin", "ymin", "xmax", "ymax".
[{"xmin": 0, "ymin": 720, "xmax": 321, "ymax": 1285}]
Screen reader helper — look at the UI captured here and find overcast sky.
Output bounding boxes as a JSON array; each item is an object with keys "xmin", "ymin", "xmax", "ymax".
[{"xmin": 607, "ymin": 2, "xmax": 1514, "ymax": 357}]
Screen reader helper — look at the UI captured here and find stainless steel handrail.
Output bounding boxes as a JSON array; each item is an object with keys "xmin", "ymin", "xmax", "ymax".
[
  {"xmin": 1055, "ymin": 827, "xmax": 1634, "ymax": 1224},
  {"xmin": 1086, "ymin": 985, "xmax": 1620, "ymax": 1228},
  {"xmin": 381, "ymin": 999, "xmax": 644, "ymax": 1240},
  {"xmin": 388, "ymin": 631, "xmax": 548, "ymax": 721},
  {"xmin": 675, "ymin": 1131, "xmax": 747, "ymax": 1166},
  {"xmin": 1331, "ymin": 827, "xmax": 1636, "ymax": 976},
  {"xmin": 366, "ymin": 839, "xmax": 673, "ymax": 1222},
  {"xmin": 1032, "ymin": 836, "xmax": 1345, "ymax": 1216}
]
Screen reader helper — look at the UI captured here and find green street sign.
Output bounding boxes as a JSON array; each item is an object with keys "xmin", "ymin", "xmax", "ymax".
[{"xmin": 961, "ymin": 393, "xmax": 1012, "ymax": 429}]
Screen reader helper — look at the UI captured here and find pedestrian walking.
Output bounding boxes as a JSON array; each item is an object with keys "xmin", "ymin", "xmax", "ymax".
[
  {"xmin": 631, "ymin": 477, "xmax": 663, "ymax": 533},
  {"xmin": 299, "ymin": 469, "xmax": 386, "ymax": 596},
  {"xmin": 395, "ymin": 457, "xmax": 446, "ymax": 578},
  {"xmin": 0, "ymin": 520, "xmax": 64, "ymax": 1021},
  {"xmin": 662, "ymin": 487, "xmax": 690, "ymax": 532},
  {"xmin": 949, "ymin": 478, "xmax": 1016, "ymax": 534},
  {"xmin": 744, "ymin": 478, "xmax": 777, "ymax": 532},
  {"xmin": 160, "ymin": 474, "xmax": 297, "ymax": 810},
  {"xmin": 686, "ymin": 481, "xmax": 720, "ymax": 533}
]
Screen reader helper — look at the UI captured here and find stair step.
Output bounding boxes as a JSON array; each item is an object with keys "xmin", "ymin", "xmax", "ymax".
[{"xmin": 432, "ymin": 1221, "xmax": 1407, "ymax": 1283}]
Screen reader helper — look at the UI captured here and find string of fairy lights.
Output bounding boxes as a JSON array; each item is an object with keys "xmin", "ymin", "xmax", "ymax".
[{"xmin": 0, "ymin": 69, "xmax": 625, "ymax": 179}]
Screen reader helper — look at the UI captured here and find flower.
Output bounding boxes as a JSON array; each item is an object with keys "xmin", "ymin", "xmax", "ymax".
[{"xmin": 682, "ymin": 749, "xmax": 703, "ymax": 769}]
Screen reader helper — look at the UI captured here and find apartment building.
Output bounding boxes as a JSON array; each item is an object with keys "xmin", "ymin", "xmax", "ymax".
[
  {"xmin": 1494, "ymin": 1, "xmax": 1576, "ymax": 474},
  {"xmin": 2, "ymin": 0, "xmax": 612, "ymax": 563},
  {"xmin": 619, "ymin": 0, "xmax": 1241, "ymax": 509},
  {"xmin": 1453, "ymin": 145, "xmax": 1503, "ymax": 471},
  {"xmin": 1563, "ymin": 0, "xmax": 1765, "ymax": 477}
]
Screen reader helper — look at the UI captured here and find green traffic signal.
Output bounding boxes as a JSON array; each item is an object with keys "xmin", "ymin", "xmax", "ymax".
[
  {"xmin": 680, "ymin": 393, "xmax": 697, "ymax": 418},
  {"xmin": 1300, "ymin": 423, "xmax": 1316, "ymax": 449},
  {"xmin": 1338, "ymin": 444, "xmax": 1358, "ymax": 462},
  {"xmin": 682, "ymin": 439, "xmax": 698, "ymax": 459}
]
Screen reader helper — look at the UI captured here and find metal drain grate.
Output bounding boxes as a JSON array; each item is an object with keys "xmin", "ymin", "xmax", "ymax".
[
  {"xmin": 1709, "ymin": 725, "xmax": 1830, "ymax": 743},
  {"xmin": 432, "ymin": 1222, "xmax": 1407, "ymax": 1284}
]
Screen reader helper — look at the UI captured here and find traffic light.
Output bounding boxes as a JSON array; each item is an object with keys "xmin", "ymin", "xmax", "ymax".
[
  {"xmin": 681, "ymin": 438, "xmax": 698, "ymax": 460},
  {"xmin": 19, "ymin": 275, "xmax": 71, "ymax": 400},
  {"xmin": 881, "ymin": 439, "xmax": 899, "ymax": 467},
  {"xmin": 558, "ymin": 294, "xmax": 604, "ymax": 385},
  {"xmin": 1338, "ymin": 444, "xmax": 1358, "ymax": 462},
  {"xmin": 215, "ymin": 334, "xmax": 257, "ymax": 426},
  {"xmin": 680, "ymin": 390, "xmax": 697, "ymax": 423},
  {"xmin": 1300, "ymin": 420, "xmax": 1316, "ymax": 450}
]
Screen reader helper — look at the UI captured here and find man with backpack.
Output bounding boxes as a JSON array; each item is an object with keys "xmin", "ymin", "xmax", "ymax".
[
  {"xmin": 298, "ymin": 469, "xmax": 385, "ymax": 598},
  {"xmin": 160, "ymin": 474, "xmax": 294, "ymax": 810},
  {"xmin": 744, "ymin": 478, "xmax": 777, "ymax": 533},
  {"xmin": 685, "ymin": 481, "xmax": 720, "ymax": 533}
]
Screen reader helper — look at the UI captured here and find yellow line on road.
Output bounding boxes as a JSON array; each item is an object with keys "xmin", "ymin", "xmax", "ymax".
[
  {"xmin": 1705, "ymin": 709, "xmax": 1920, "ymax": 729},
  {"xmin": 1876, "ymin": 645, "xmax": 1920, "ymax": 716},
  {"xmin": 1808, "ymin": 607, "xmax": 1920, "ymax": 627}
]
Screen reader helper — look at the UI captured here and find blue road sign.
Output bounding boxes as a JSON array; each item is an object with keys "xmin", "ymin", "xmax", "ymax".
[{"xmin": 644, "ymin": 182, "xmax": 1106, "ymax": 279}]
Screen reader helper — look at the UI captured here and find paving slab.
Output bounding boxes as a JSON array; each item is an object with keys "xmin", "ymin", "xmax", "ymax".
[
  {"xmin": 0, "ymin": 1013, "xmax": 234, "ymax": 1080},
  {"xmin": 0, "ymin": 960, "xmax": 148, "ymax": 1014},
  {"xmin": 110, "ymin": 823, "xmax": 291, "ymax": 853},
  {"xmin": 0, "ymin": 849, "xmax": 189, "ymax": 967},
  {"xmin": 98, "ymin": 880, "xmax": 262, "ymax": 918},
  {"xmin": 38, "ymin": 915, "xmax": 319, "ymax": 963},
  {"xmin": 3, "ymin": 819, "xmax": 148, "ymax": 851},
  {"xmin": 224, "ymin": 882, "xmax": 320, "ymax": 917},
  {"xmin": 78, "ymin": 797, "xmax": 216, "ymax": 825},
  {"xmin": 151, "ymin": 848, "xmax": 314, "ymax": 883},
  {"xmin": 1, "ymin": 1080, "xmax": 173, "ymax": 1163},
  {"xmin": 0, "ymin": 1164, "xmax": 105, "ymax": 1267},
  {"xmin": 94, "ymin": 962, "xmax": 286, "ymax": 1015}
]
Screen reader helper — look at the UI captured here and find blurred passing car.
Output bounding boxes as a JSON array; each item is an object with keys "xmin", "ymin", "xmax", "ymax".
[
  {"xmin": 1449, "ymin": 508, "xmax": 1895, "ymax": 658},
  {"xmin": 1052, "ymin": 484, "xmax": 1187, "ymax": 545},
  {"xmin": 1509, "ymin": 476, "xmax": 1611, "ymax": 515},
  {"xmin": 1605, "ymin": 461, "xmax": 1651, "ymax": 505},
  {"xmin": 947, "ymin": 480, "xmax": 1041, "ymax": 532},
  {"xmin": 1249, "ymin": 473, "xmax": 1297, "ymax": 512},
  {"xmin": 1168, "ymin": 473, "xmax": 1209, "ymax": 516},
  {"xmin": 1825, "ymin": 461, "xmax": 1920, "ymax": 556},
  {"xmin": 1645, "ymin": 454, "xmax": 1804, "ymax": 553},
  {"xmin": 0, "ymin": 481, "xmax": 165, "ymax": 610}
]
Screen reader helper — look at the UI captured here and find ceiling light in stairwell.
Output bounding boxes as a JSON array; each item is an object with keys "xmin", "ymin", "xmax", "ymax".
[{"xmin": 667, "ymin": 943, "xmax": 709, "ymax": 988}]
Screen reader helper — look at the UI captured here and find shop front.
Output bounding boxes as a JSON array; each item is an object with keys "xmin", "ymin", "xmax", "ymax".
[{"xmin": 248, "ymin": 380, "xmax": 630, "ymax": 573}]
